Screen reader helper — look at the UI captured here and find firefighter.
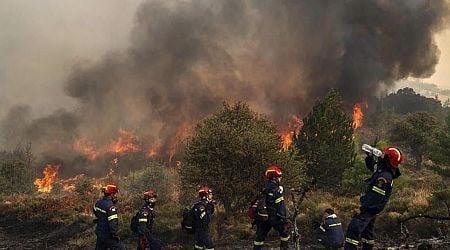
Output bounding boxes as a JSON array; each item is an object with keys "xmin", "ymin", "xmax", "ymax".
[
  {"xmin": 253, "ymin": 166, "xmax": 290, "ymax": 250},
  {"xmin": 315, "ymin": 208, "xmax": 344, "ymax": 249},
  {"xmin": 193, "ymin": 186, "xmax": 215, "ymax": 250},
  {"xmin": 93, "ymin": 183, "xmax": 124, "ymax": 250},
  {"xmin": 344, "ymin": 146, "xmax": 404, "ymax": 250},
  {"xmin": 136, "ymin": 190, "xmax": 162, "ymax": 250}
]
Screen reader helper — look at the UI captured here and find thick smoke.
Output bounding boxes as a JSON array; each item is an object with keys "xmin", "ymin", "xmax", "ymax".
[{"xmin": 1, "ymin": 0, "xmax": 449, "ymax": 175}]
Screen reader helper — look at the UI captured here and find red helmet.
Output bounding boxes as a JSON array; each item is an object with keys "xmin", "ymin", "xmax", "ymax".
[
  {"xmin": 198, "ymin": 186, "xmax": 213, "ymax": 198},
  {"xmin": 384, "ymin": 146, "xmax": 404, "ymax": 168},
  {"xmin": 265, "ymin": 166, "xmax": 282, "ymax": 179},
  {"xmin": 144, "ymin": 190, "xmax": 158, "ymax": 199},
  {"xmin": 103, "ymin": 183, "xmax": 119, "ymax": 194}
]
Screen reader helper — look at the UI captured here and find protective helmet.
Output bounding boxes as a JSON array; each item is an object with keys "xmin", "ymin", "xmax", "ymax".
[
  {"xmin": 198, "ymin": 186, "xmax": 213, "ymax": 198},
  {"xmin": 265, "ymin": 166, "xmax": 282, "ymax": 180},
  {"xmin": 144, "ymin": 190, "xmax": 158, "ymax": 199},
  {"xmin": 103, "ymin": 183, "xmax": 119, "ymax": 195},
  {"xmin": 384, "ymin": 146, "xmax": 404, "ymax": 168}
]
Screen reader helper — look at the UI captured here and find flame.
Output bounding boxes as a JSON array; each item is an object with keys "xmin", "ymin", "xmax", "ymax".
[
  {"xmin": 279, "ymin": 115, "xmax": 303, "ymax": 151},
  {"xmin": 108, "ymin": 129, "xmax": 141, "ymax": 154},
  {"xmin": 352, "ymin": 102, "xmax": 366, "ymax": 129},
  {"xmin": 169, "ymin": 122, "xmax": 194, "ymax": 165},
  {"xmin": 34, "ymin": 164, "xmax": 60, "ymax": 193},
  {"xmin": 73, "ymin": 139, "xmax": 102, "ymax": 160}
]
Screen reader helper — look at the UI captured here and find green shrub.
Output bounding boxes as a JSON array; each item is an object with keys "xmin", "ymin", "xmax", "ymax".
[
  {"xmin": 341, "ymin": 157, "xmax": 370, "ymax": 194},
  {"xmin": 0, "ymin": 159, "xmax": 35, "ymax": 194}
]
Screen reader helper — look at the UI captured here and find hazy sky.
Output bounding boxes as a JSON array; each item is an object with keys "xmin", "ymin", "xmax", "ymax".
[
  {"xmin": 1, "ymin": 0, "xmax": 449, "ymax": 119},
  {"xmin": 0, "ymin": 0, "xmax": 143, "ymax": 118}
]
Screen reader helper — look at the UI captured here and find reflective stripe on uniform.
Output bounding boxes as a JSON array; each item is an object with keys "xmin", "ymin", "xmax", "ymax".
[
  {"xmin": 139, "ymin": 218, "xmax": 147, "ymax": 222},
  {"xmin": 205, "ymin": 248, "xmax": 214, "ymax": 250},
  {"xmin": 346, "ymin": 237, "xmax": 359, "ymax": 245},
  {"xmin": 280, "ymin": 235, "xmax": 290, "ymax": 241},
  {"xmin": 275, "ymin": 197, "xmax": 284, "ymax": 203},
  {"xmin": 108, "ymin": 214, "xmax": 118, "ymax": 221},
  {"xmin": 372, "ymin": 186, "xmax": 385, "ymax": 195},
  {"xmin": 320, "ymin": 225, "xmax": 326, "ymax": 232},
  {"xmin": 200, "ymin": 211, "xmax": 206, "ymax": 219},
  {"xmin": 254, "ymin": 241, "xmax": 264, "ymax": 246},
  {"xmin": 93, "ymin": 206, "xmax": 106, "ymax": 214},
  {"xmin": 362, "ymin": 238, "xmax": 375, "ymax": 245},
  {"xmin": 194, "ymin": 244, "xmax": 203, "ymax": 249},
  {"xmin": 329, "ymin": 223, "xmax": 341, "ymax": 227}
]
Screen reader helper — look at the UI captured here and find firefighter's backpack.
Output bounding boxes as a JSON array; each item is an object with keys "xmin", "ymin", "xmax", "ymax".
[
  {"xmin": 130, "ymin": 211, "xmax": 140, "ymax": 234},
  {"xmin": 181, "ymin": 206, "xmax": 195, "ymax": 234},
  {"xmin": 247, "ymin": 191, "xmax": 268, "ymax": 222}
]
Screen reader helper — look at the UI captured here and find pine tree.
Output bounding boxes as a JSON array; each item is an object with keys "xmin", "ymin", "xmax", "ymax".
[{"xmin": 294, "ymin": 90, "xmax": 355, "ymax": 189}]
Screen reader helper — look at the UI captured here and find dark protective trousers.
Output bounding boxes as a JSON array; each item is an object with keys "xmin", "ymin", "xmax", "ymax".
[
  {"xmin": 194, "ymin": 228, "xmax": 214, "ymax": 249},
  {"xmin": 344, "ymin": 211, "xmax": 376, "ymax": 250},
  {"xmin": 253, "ymin": 217, "xmax": 290, "ymax": 250},
  {"xmin": 136, "ymin": 233, "xmax": 162, "ymax": 250},
  {"xmin": 95, "ymin": 237, "xmax": 124, "ymax": 250}
]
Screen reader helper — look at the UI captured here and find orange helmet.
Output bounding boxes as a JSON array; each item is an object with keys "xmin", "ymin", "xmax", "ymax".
[
  {"xmin": 384, "ymin": 146, "xmax": 404, "ymax": 168},
  {"xmin": 144, "ymin": 190, "xmax": 158, "ymax": 199},
  {"xmin": 265, "ymin": 166, "xmax": 282, "ymax": 179},
  {"xmin": 103, "ymin": 183, "xmax": 119, "ymax": 194},
  {"xmin": 198, "ymin": 186, "xmax": 213, "ymax": 198}
]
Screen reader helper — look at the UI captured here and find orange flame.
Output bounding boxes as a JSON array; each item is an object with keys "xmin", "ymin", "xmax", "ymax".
[
  {"xmin": 279, "ymin": 115, "xmax": 303, "ymax": 151},
  {"xmin": 108, "ymin": 129, "xmax": 141, "ymax": 154},
  {"xmin": 74, "ymin": 139, "xmax": 102, "ymax": 160},
  {"xmin": 34, "ymin": 164, "xmax": 60, "ymax": 193},
  {"xmin": 169, "ymin": 122, "xmax": 194, "ymax": 165},
  {"xmin": 352, "ymin": 102, "xmax": 366, "ymax": 129}
]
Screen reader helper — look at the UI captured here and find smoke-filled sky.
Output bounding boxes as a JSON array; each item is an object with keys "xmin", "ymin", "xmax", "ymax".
[{"xmin": 1, "ymin": 0, "xmax": 449, "ymax": 174}]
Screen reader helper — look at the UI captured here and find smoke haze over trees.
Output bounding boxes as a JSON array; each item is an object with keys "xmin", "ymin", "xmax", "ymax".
[{"xmin": 1, "ymin": 0, "xmax": 449, "ymax": 175}]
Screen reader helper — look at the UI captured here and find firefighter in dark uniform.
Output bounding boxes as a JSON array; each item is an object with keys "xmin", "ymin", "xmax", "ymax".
[
  {"xmin": 315, "ymin": 208, "xmax": 344, "ymax": 249},
  {"xmin": 136, "ymin": 190, "xmax": 162, "ymax": 250},
  {"xmin": 193, "ymin": 186, "xmax": 215, "ymax": 250},
  {"xmin": 93, "ymin": 183, "xmax": 124, "ymax": 250},
  {"xmin": 344, "ymin": 146, "xmax": 404, "ymax": 250},
  {"xmin": 253, "ymin": 166, "xmax": 290, "ymax": 250}
]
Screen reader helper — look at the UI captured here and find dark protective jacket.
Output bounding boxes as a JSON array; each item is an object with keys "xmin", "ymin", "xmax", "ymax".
[
  {"xmin": 360, "ymin": 157, "xmax": 394, "ymax": 214},
  {"xmin": 137, "ymin": 205, "xmax": 156, "ymax": 237},
  {"xmin": 193, "ymin": 198, "xmax": 214, "ymax": 229},
  {"xmin": 316, "ymin": 214, "xmax": 345, "ymax": 247},
  {"xmin": 265, "ymin": 179, "xmax": 287, "ymax": 219},
  {"xmin": 93, "ymin": 196, "xmax": 119, "ymax": 238}
]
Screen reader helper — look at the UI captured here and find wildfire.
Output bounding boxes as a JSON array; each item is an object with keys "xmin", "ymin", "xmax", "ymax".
[
  {"xmin": 352, "ymin": 102, "xmax": 367, "ymax": 129},
  {"xmin": 34, "ymin": 164, "xmax": 60, "ymax": 193},
  {"xmin": 169, "ymin": 122, "xmax": 194, "ymax": 165},
  {"xmin": 279, "ymin": 115, "xmax": 303, "ymax": 151},
  {"xmin": 108, "ymin": 129, "xmax": 141, "ymax": 154},
  {"xmin": 73, "ymin": 138, "xmax": 102, "ymax": 160}
]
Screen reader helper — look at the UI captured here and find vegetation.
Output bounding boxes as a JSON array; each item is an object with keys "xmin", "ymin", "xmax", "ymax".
[
  {"xmin": 181, "ymin": 102, "xmax": 305, "ymax": 215},
  {"xmin": 294, "ymin": 90, "xmax": 356, "ymax": 189},
  {"xmin": 1, "ymin": 89, "xmax": 450, "ymax": 248}
]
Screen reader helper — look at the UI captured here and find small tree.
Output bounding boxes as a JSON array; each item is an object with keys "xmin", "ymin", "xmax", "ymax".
[
  {"xmin": 181, "ymin": 102, "xmax": 304, "ymax": 215},
  {"xmin": 294, "ymin": 89, "xmax": 356, "ymax": 189},
  {"xmin": 389, "ymin": 111, "xmax": 439, "ymax": 169}
]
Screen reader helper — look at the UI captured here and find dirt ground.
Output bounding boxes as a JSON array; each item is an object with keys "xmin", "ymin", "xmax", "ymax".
[{"xmin": 0, "ymin": 216, "xmax": 449, "ymax": 250}]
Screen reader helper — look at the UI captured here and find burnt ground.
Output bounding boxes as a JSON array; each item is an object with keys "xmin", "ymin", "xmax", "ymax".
[{"xmin": 0, "ymin": 215, "xmax": 449, "ymax": 250}]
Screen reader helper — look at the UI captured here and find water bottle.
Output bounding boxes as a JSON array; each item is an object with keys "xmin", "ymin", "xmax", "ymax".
[{"xmin": 361, "ymin": 144, "xmax": 383, "ymax": 157}]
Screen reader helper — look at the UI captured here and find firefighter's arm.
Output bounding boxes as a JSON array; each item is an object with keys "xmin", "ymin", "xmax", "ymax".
[
  {"xmin": 107, "ymin": 205, "xmax": 119, "ymax": 235},
  {"xmin": 137, "ymin": 211, "xmax": 148, "ymax": 236},
  {"xmin": 365, "ymin": 154, "xmax": 376, "ymax": 172},
  {"xmin": 196, "ymin": 204, "xmax": 209, "ymax": 224},
  {"xmin": 371, "ymin": 177, "xmax": 389, "ymax": 196}
]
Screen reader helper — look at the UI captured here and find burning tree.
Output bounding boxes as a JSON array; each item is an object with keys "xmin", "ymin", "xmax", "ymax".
[
  {"xmin": 181, "ymin": 102, "xmax": 304, "ymax": 215},
  {"xmin": 294, "ymin": 89, "xmax": 356, "ymax": 189}
]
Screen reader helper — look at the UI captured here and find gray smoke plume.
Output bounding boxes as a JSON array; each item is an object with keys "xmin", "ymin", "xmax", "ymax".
[{"xmin": 1, "ymin": 0, "xmax": 449, "ymax": 175}]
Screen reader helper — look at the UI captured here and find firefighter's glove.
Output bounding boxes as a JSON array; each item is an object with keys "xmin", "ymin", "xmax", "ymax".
[
  {"xmin": 92, "ymin": 218, "xmax": 98, "ymax": 224},
  {"xmin": 139, "ymin": 237, "xmax": 149, "ymax": 248},
  {"xmin": 353, "ymin": 208, "xmax": 361, "ymax": 216}
]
